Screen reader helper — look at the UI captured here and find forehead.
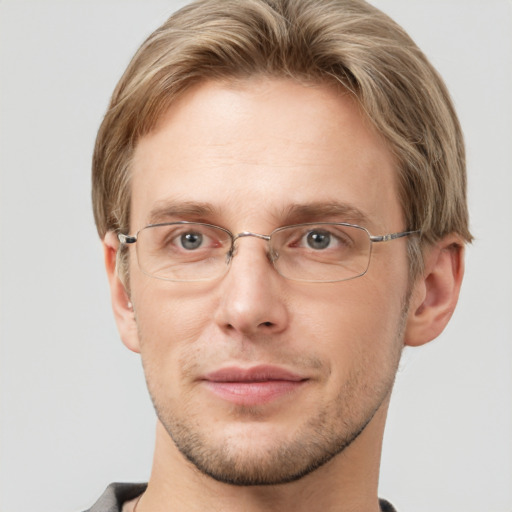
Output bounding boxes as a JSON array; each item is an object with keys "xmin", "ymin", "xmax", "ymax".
[{"xmin": 130, "ymin": 78, "xmax": 402, "ymax": 233}]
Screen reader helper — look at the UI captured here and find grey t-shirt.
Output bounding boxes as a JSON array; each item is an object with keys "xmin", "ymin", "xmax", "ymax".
[{"xmin": 84, "ymin": 482, "xmax": 398, "ymax": 512}]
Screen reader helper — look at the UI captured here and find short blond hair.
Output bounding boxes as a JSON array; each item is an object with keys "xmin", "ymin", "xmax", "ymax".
[{"xmin": 92, "ymin": 0, "xmax": 472, "ymax": 278}]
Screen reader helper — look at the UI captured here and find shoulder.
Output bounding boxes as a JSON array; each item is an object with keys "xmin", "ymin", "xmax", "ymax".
[
  {"xmin": 82, "ymin": 483, "xmax": 147, "ymax": 512},
  {"xmin": 380, "ymin": 498, "xmax": 398, "ymax": 512}
]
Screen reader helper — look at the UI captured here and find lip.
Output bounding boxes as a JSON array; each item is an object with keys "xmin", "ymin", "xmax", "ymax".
[{"xmin": 201, "ymin": 365, "xmax": 308, "ymax": 406}]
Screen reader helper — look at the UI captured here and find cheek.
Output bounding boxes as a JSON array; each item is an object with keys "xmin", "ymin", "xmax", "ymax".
[
  {"xmin": 291, "ymin": 276, "xmax": 407, "ymax": 376},
  {"xmin": 131, "ymin": 278, "xmax": 216, "ymax": 362},
  {"xmin": 132, "ymin": 283, "xmax": 218, "ymax": 415}
]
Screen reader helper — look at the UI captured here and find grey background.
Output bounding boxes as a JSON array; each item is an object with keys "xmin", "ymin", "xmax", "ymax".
[{"xmin": 1, "ymin": 1, "xmax": 511, "ymax": 511}]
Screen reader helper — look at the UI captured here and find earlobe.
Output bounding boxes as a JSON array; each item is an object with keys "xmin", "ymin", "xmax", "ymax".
[
  {"xmin": 103, "ymin": 231, "xmax": 141, "ymax": 353},
  {"xmin": 404, "ymin": 235, "xmax": 465, "ymax": 347}
]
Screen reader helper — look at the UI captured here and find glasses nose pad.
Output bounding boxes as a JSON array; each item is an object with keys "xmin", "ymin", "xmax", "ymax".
[
  {"xmin": 225, "ymin": 242, "xmax": 237, "ymax": 264},
  {"xmin": 268, "ymin": 246, "xmax": 279, "ymax": 263}
]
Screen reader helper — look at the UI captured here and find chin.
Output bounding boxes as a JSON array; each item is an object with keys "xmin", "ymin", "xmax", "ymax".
[{"xmin": 157, "ymin": 399, "xmax": 375, "ymax": 486}]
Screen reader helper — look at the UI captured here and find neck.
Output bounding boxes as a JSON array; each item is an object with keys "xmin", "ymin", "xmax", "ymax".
[{"xmin": 137, "ymin": 402, "xmax": 389, "ymax": 512}]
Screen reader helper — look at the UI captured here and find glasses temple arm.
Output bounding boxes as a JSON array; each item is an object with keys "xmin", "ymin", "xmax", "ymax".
[
  {"xmin": 369, "ymin": 230, "xmax": 420, "ymax": 243},
  {"xmin": 118, "ymin": 234, "xmax": 137, "ymax": 244}
]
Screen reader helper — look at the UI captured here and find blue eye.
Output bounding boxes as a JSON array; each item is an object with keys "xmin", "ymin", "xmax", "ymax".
[{"xmin": 180, "ymin": 232, "xmax": 203, "ymax": 250}]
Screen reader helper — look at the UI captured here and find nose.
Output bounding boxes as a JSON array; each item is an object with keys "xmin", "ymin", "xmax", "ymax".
[{"xmin": 213, "ymin": 235, "xmax": 289, "ymax": 337}]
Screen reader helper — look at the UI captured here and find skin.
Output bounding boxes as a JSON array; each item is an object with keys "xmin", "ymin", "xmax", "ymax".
[{"xmin": 104, "ymin": 78, "xmax": 465, "ymax": 512}]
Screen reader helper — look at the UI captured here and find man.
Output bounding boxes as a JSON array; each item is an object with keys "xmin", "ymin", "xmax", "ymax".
[{"xmin": 87, "ymin": 0, "xmax": 471, "ymax": 510}]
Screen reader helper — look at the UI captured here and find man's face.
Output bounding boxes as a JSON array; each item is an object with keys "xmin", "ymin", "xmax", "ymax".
[{"xmin": 126, "ymin": 78, "xmax": 411, "ymax": 485}]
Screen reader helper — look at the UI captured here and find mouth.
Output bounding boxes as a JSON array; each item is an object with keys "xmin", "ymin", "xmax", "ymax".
[{"xmin": 201, "ymin": 365, "xmax": 309, "ymax": 406}]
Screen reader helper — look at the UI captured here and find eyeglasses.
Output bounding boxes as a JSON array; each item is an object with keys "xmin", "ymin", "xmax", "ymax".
[{"xmin": 118, "ymin": 222, "xmax": 420, "ymax": 283}]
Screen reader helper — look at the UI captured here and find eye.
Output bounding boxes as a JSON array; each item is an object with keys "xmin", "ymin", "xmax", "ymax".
[
  {"xmin": 179, "ymin": 231, "xmax": 204, "ymax": 250},
  {"xmin": 143, "ymin": 223, "xmax": 231, "ymax": 261},
  {"xmin": 306, "ymin": 230, "xmax": 332, "ymax": 250},
  {"xmin": 279, "ymin": 225, "xmax": 352, "ymax": 252}
]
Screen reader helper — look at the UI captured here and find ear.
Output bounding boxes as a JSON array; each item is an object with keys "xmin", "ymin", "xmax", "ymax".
[
  {"xmin": 103, "ymin": 231, "xmax": 141, "ymax": 353},
  {"xmin": 404, "ymin": 235, "xmax": 465, "ymax": 347}
]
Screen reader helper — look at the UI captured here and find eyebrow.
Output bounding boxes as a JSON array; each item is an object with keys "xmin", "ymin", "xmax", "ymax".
[
  {"xmin": 280, "ymin": 202, "xmax": 371, "ymax": 226},
  {"xmin": 147, "ymin": 200, "xmax": 219, "ymax": 225}
]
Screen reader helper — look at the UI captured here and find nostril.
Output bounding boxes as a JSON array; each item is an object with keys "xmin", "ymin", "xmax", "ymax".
[{"xmin": 261, "ymin": 321, "xmax": 273, "ymax": 327}]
